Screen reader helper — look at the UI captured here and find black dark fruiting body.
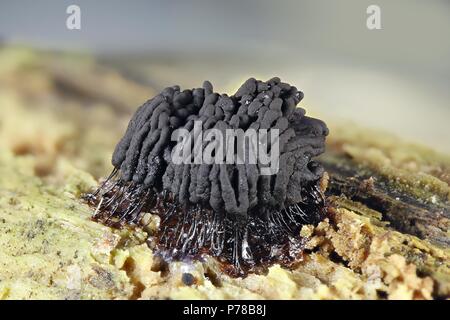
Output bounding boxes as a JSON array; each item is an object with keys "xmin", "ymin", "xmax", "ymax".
[{"xmin": 84, "ymin": 77, "xmax": 329, "ymax": 277}]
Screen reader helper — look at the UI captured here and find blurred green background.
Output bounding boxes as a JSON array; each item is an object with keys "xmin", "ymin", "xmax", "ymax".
[{"xmin": 0, "ymin": 0, "xmax": 449, "ymax": 152}]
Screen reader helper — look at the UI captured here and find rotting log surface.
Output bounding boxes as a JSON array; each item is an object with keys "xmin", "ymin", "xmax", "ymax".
[
  {"xmin": 0, "ymin": 46, "xmax": 448, "ymax": 299},
  {"xmin": 323, "ymin": 153, "xmax": 450, "ymax": 248}
]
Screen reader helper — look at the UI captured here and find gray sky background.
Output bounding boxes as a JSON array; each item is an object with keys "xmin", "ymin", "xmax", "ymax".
[{"xmin": 0, "ymin": 0, "xmax": 449, "ymax": 151}]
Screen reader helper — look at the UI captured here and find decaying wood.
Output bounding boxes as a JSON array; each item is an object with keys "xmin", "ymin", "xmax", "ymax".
[
  {"xmin": 323, "ymin": 153, "xmax": 450, "ymax": 248},
  {"xmin": 0, "ymin": 46, "xmax": 448, "ymax": 299}
]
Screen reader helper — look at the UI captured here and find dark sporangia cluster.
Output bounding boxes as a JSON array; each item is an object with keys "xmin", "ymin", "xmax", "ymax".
[{"xmin": 85, "ymin": 77, "xmax": 329, "ymax": 277}]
